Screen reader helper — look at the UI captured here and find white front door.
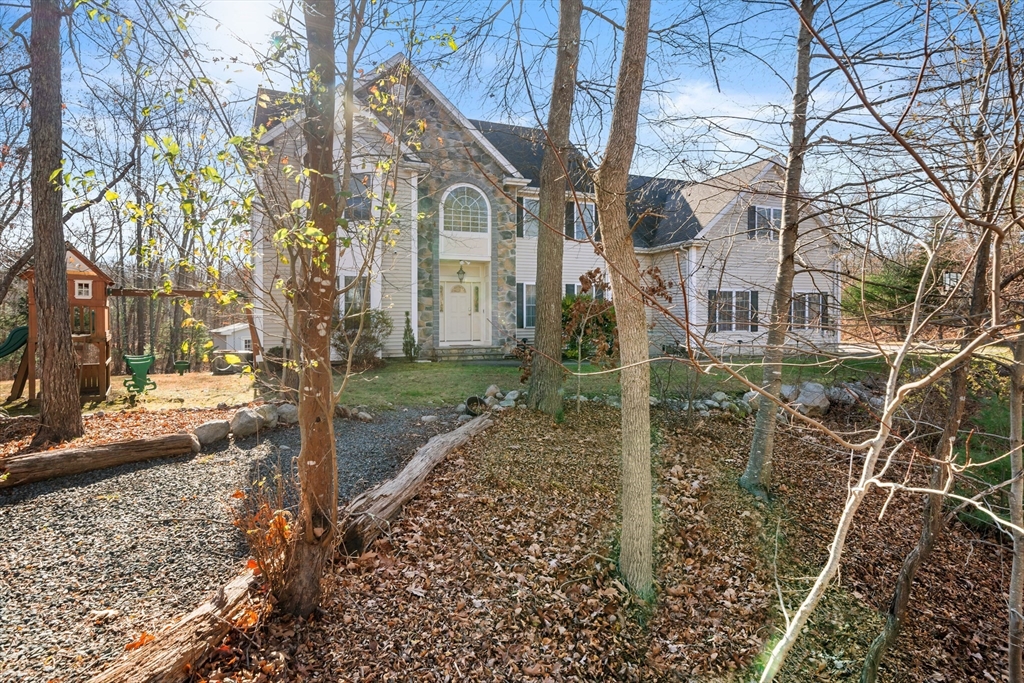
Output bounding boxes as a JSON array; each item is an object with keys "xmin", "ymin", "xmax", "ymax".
[{"xmin": 446, "ymin": 283, "xmax": 472, "ymax": 342}]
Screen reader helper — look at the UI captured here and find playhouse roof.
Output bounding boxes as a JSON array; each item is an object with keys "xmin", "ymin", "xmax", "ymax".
[{"xmin": 21, "ymin": 242, "xmax": 115, "ymax": 284}]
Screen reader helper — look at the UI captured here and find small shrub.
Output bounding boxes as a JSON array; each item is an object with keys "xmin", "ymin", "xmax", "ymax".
[
  {"xmin": 231, "ymin": 470, "xmax": 294, "ymax": 597},
  {"xmin": 332, "ymin": 309, "xmax": 394, "ymax": 369},
  {"xmin": 402, "ymin": 311, "xmax": 421, "ymax": 361}
]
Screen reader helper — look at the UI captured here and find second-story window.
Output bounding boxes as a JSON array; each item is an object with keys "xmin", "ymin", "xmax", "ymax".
[
  {"xmin": 443, "ymin": 185, "xmax": 489, "ymax": 233},
  {"xmin": 747, "ymin": 206, "xmax": 781, "ymax": 240}
]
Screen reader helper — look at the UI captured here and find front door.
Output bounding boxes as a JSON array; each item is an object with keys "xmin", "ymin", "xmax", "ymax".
[{"xmin": 446, "ymin": 283, "xmax": 472, "ymax": 342}]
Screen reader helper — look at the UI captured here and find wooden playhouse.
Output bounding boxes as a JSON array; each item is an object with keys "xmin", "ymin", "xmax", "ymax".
[{"xmin": 10, "ymin": 243, "xmax": 114, "ymax": 401}]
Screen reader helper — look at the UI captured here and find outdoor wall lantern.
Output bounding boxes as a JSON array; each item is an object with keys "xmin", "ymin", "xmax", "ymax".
[{"xmin": 457, "ymin": 261, "xmax": 466, "ymax": 283}]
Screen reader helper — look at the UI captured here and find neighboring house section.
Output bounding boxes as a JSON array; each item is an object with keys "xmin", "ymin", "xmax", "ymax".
[
  {"xmin": 251, "ymin": 56, "xmax": 839, "ymax": 362},
  {"xmin": 210, "ymin": 322, "xmax": 253, "ymax": 352}
]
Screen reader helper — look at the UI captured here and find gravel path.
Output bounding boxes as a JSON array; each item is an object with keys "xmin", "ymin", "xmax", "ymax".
[{"xmin": 0, "ymin": 408, "xmax": 458, "ymax": 682}]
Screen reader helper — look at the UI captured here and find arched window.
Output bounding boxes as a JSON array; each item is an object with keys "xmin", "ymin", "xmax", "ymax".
[{"xmin": 442, "ymin": 185, "xmax": 489, "ymax": 233}]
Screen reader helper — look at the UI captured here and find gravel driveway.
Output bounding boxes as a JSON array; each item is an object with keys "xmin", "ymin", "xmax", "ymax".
[{"xmin": 0, "ymin": 408, "xmax": 457, "ymax": 682}]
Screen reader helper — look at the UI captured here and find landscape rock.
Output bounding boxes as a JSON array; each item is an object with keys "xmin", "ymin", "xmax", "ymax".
[
  {"xmin": 484, "ymin": 384, "xmax": 501, "ymax": 398},
  {"xmin": 458, "ymin": 414, "xmax": 474, "ymax": 423},
  {"xmin": 193, "ymin": 420, "xmax": 230, "ymax": 446},
  {"xmin": 505, "ymin": 390, "xmax": 520, "ymax": 402},
  {"xmin": 356, "ymin": 411, "xmax": 373, "ymax": 423},
  {"xmin": 499, "ymin": 399, "xmax": 515, "ymax": 408},
  {"xmin": 711, "ymin": 391, "xmax": 729, "ymax": 404},
  {"xmin": 743, "ymin": 390, "xmax": 760, "ymax": 410},
  {"xmin": 229, "ymin": 408, "xmax": 261, "ymax": 438},
  {"xmin": 277, "ymin": 403, "xmax": 299, "ymax": 424},
  {"xmin": 869, "ymin": 396, "xmax": 885, "ymax": 410},
  {"xmin": 649, "ymin": 396, "xmax": 661, "ymax": 406},
  {"xmin": 738, "ymin": 400, "xmax": 753, "ymax": 415},
  {"xmin": 335, "ymin": 404, "xmax": 351, "ymax": 419},
  {"xmin": 255, "ymin": 404, "xmax": 279, "ymax": 429},
  {"xmin": 421, "ymin": 415, "xmax": 439, "ymax": 423},
  {"xmin": 825, "ymin": 386, "xmax": 857, "ymax": 407},
  {"xmin": 780, "ymin": 384, "xmax": 799, "ymax": 402},
  {"xmin": 216, "ymin": 402, "xmax": 229, "ymax": 410},
  {"xmin": 484, "ymin": 396, "xmax": 499, "ymax": 408},
  {"xmin": 455, "ymin": 403, "xmax": 467, "ymax": 415},
  {"xmin": 795, "ymin": 382, "xmax": 830, "ymax": 417},
  {"xmin": 703, "ymin": 400, "xmax": 721, "ymax": 410}
]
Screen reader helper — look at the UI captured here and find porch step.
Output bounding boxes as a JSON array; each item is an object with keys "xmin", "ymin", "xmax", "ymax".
[{"xmin": 429, "ymin": 346, "xmax": 510, "ymax": 362}]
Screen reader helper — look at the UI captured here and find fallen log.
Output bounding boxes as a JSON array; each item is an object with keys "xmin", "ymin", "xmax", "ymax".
[
  {"xmin": 87, "ymin": 571, "xmax": 257, "ymax": 683},
  {"xmin": 0, "ymin": 433, "xmax": 201, "ymax": 488},
  {"xmin": 341, "ymin": 413, "xmax": 493, "ymax": 551}
]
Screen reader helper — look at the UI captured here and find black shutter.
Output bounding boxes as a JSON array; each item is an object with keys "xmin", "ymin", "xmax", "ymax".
[
  {"xmin": 565, "ymin": 202, "xmax": 575, "ymax": 239},
  {"xmin": 516, "ymin": 283, "xmax": 524, "ymax": 328},
  {"xmin": 820, "ymin": 293, "xmax": 829, "ymax": 330},
  {"xmin": 750, "ymin": 291, "xmax": 759, "ymax": 333},
  {"xmin": 516, "ymin": 199, "xmax": 524, "ymax": 238},
  {"xmin": 747, "ymin": 206, "xmax": 756, "ymax": 239},
  {"xmin": 593, "ymin": 206, "xmax": 601, "ymax": 242},
  {"xmin": 708, "ymin": 290, "xmax": 717, "ymax": 333}
]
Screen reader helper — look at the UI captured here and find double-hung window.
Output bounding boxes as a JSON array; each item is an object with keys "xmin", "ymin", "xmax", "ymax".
[
  {"xmin": 517, "ymin": 197, "xmax": 540, "ymax": 238},
  {"xmin": 790, "ymin": 292, "xmax": 830, "ymax": 331},
  {"xmin": 565, "ymin": 201, "xmax": 597, "ymax": 241},
  {"xmin": 747, "ymin": 206, "xmax": 781, "ymax": 240},
  {"xmin": 343, "ymin": 275, "xmax": 369, "ymax": 318},
  {"xmin": 707, "ymin": 290, "xmax": 759, "ymax": 333},
  {"xmin": 516, "ymin": 283, "xmax": 537, "ymax": 328}
]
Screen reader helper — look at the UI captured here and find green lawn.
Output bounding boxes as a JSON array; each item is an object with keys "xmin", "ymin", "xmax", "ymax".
[{"xmin": 333, "ymin": 354, "xmax": 894, "ymax": 409}]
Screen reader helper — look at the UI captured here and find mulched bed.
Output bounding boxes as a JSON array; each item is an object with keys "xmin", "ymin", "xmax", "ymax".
[
  {"xmin": 197, "ymin": 404, "xmax": 1015, "ymax": 683},
  {"xmin": 0, "ymin": 407, "xmax": 237, "ymax": 459}
]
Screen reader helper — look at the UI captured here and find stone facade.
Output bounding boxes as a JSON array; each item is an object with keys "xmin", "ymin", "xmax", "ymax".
[{"xmin": 386, "ymin": 78, "xmax": 518, "ymax": 354}]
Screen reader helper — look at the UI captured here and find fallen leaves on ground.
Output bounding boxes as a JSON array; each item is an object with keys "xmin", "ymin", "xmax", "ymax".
[
  {"xmin": 0, "ymin": 406, "xmax": 239, "ymax": 459},
  {"xmin": 195, "ymin": 405, "xmax": 1013, "ymax": 682}
]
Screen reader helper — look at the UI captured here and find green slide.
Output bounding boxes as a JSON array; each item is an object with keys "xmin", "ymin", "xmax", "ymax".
[{"xmin": 0, "ymin": 326, "xmax": 27, "ymax": 359}]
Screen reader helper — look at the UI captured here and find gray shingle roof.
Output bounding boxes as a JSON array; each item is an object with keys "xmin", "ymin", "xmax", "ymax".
[{"xmin": 469, "ymin": 119, "xmax": 593, "ymax": 192}]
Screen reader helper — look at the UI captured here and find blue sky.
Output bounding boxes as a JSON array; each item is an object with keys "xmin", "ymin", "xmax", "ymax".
[{"xmin": 193, "ymin": 0, "xmax": 801, "ymax": 178}]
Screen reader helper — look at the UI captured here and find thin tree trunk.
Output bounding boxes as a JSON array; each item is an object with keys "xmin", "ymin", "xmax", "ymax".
[
  {"xmin": 861, "ymin": 177, "xmax": 997, "ymax": 682},
  {"xmin": 30, "ymin": 0, "xmax": 83, "ymax": 446},
  {"xmin": 740, "ymin": 0, "xmax": 814, "ymax": 500},
  {"xmin": 276, "ymin": 0, "xmax": 341, "ymax": 617},
  {"xmin": 527, "ymin": 0, "xmax": 582, "ymax": 417},
  {"xmin": 1009, "ymin": 327, "xmax": 1024, "ymax": 683},
  {"xmin": 594, "ymin": 0, "xmax": 653, "ymax": 596}
]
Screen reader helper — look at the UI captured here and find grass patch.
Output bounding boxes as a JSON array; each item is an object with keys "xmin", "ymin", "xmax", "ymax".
[{"xmin": 334, "ymin": 354, "xmax": 894, "ymax": 409}]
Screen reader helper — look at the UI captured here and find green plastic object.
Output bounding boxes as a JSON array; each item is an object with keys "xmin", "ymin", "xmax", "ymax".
[
  {"xmin": 0, "ymin": 326, "xmax": 28, "ymax": 359},
  {"xmin": 123, "ymin": 354, "xmax": 157, "ymax": 395},
  {"xmin": 173, "ymin": 360, "xmax": 190, "ymax": 376}
]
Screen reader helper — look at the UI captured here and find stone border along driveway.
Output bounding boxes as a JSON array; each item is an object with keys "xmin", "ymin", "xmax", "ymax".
[{"xmin": 0, "ymin": 408, "xmax": 459, "ymax": 683}]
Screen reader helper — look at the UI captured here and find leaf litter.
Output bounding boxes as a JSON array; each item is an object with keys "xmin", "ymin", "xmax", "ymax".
[{"xmin": 194, "ymin": 405, "xmax": 1014, "ymax": 682}]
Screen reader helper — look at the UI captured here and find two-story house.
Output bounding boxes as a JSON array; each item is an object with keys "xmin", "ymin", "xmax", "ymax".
[{"xmin": 251, "ymin": 55, "xmax": 839, "ymax": 361}]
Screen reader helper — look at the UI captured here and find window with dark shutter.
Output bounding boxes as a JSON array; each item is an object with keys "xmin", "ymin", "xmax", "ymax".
[
  {"xmin": 820, "ymin": 293, "xmax": 829, "ymax": 330},
  {"xmin": 565, "ymin": 202, "xmax": 575, "ymax": 239},
  {"xmin": 750, "ymin": 291, "xmax": 759, "ymax": 332},
  {"xmin": 747, "ymin": 206, "xmax": 756, "ymax": 239},
  {"xmin": 516, "ymin": 199, "xmax": 524, "ymax": 238},
  {"xmin": 516, "ymin": 283, "xmax": 524, "ymax": 328},
  {"xmin": 565, "ymin": 283, "xmax": 576, "ymax": 297}
]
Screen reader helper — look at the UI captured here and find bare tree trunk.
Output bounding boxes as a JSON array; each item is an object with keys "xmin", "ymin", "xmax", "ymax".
[
  {"xmin": 30, "ymin": 0, "xmax": 83, "ymax": 446},
  {"xmin": 594, "ymin": 0, "xmax": 653, "ymax": 596},
  {"xmin": 527, "ymin": 0, "xmax": 582, "ymax": 418},
  {"xmin": 276, "ymin": 0, "xmax": 340, "ymax": 617},
  {"xmin": 1009, "ymin": 327, "xmax": 1024, "ymax": 683},
  {"xmin": 740, "ymin": 0, "xmax": 814, "ymax": 500},
  {"xmin": 0, "ymin": 245, "xmax": 35, "ymax": 307}
]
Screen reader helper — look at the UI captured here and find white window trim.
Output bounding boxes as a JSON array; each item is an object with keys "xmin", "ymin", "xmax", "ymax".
[
  {"xmin": 750, "ymin": 205, "xmax": 781, "ymax": 241},
  {"xmin": 520, "ymin": 196, "xmax": 540, "ymax": 240},
  {"xmin": 790, "ymin": 290, "xmax": 829, "ymax": 331},
  {"xmin": 74, "ymin": 280, "xmax": 92, "ymax": 300},
  {"xmin": 519, "ymin": 281, "xmax": 537, "ymax": 329},
  {"xmin": 439, "ymin": 183, "xmax": 491, "ymax": 236}
]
